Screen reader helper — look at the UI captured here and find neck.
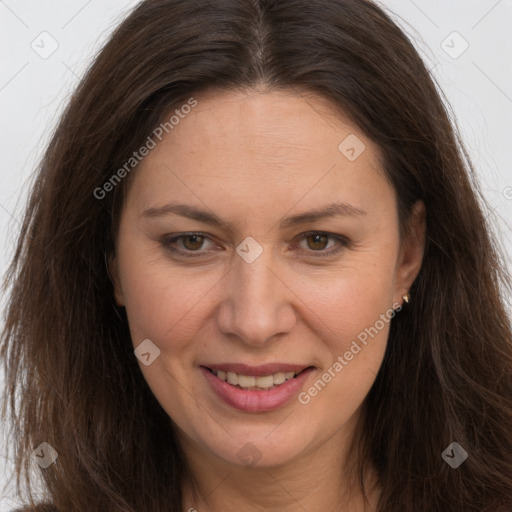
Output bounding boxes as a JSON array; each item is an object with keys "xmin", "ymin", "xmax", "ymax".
[{"xmin": 179, "ymin": 424, "xmax": 380, "ymax": 512}]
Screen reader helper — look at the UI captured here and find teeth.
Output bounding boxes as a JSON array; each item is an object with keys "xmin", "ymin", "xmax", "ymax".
[
  {"xmin": 273, "ymin": 372, "xmax": 286, "ymax": 385},
  {"xmin": 227, "ymin": 372, "xmax": 238, "ymax": 385},
  {"xmin": 213, "ymin": 369, "xmax": 300, "ymax": 390},
  {"xmin": 255, "ymin": 375, "xmax": 274, "ymax": 388},
  {"xmin": 238, "ymin": 375, "xmax": 256, "ymax": 387}
]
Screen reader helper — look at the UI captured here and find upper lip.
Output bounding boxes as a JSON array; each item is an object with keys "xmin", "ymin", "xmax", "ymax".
[{"xmin": 202, "ymin": 363, "xmax": 313, "ymax": 376}]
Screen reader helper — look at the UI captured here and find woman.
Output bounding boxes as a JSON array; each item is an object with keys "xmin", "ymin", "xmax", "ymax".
[{"xmin": 1, "ymin": 0, "xmax": 512, "ymax": 511}]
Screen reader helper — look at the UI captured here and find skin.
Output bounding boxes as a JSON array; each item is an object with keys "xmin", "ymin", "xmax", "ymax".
[{"xmin": 110, "ymin": 88, "xmax": 426, "ymax": 512}]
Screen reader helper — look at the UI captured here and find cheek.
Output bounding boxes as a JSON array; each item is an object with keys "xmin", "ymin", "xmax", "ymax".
[
  {"xmin": 118, "ymin": 245, "xmax": 222, "ymax": 349},
  {"xmin": 292, "ymin": 251, "xmax": 397, "ymax": 346},
  {"xmin": 298, "ymin": 273, "xmax": 393, "ymax": 417},
  {"xmin": 290, "ymin": 250, "xmax": 397, "ymax": 412}
]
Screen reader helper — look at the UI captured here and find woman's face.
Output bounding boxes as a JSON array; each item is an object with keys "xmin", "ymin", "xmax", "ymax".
[{"xmin": 111, "ymin": 89, "xmax": 425, "ymax": 469}]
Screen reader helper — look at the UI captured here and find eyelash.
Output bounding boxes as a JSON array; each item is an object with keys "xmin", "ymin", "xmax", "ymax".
[{"xmin": 160, "ymin": 231, "xmax": 350, "ymax": 259}]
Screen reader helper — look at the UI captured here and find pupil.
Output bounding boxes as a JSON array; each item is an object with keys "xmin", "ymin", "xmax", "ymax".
[
  {"xmin": 308, "ymin": 234, "xmax": 327, "ymax": 250},
  {"xmin": 184, "ymin": 235, "xmax": 203, "ymax": 250}
]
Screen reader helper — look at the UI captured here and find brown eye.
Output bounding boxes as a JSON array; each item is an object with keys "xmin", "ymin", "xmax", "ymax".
[
  {"xmin": 181, "ymin": 234, "xmax": 206, "ymax": 251},
  {"xmin": 161, "ymin": 233, "xmax": 216, "ymax": 257},
  {"xmin": 295, "ymin": 231, "xmax": 350, "ymax": 258},
  {"xmin": 305, "ymin": 233, "xmax": 329, "ymax": 251}
]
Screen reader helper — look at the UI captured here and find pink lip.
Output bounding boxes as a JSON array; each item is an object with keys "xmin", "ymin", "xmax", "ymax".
[
  {"xmin": 200, "ymin": 365, "xmax": 315, "ymax": 413},
  {"xmin": 204, "ymin": 363, "xmax": 310, "ymax": 376}
]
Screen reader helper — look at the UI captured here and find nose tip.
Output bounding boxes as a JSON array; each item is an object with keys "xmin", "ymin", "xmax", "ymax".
[{"xmin": 215, "ymin": 256, "xmax": 296, "ymax": 347}]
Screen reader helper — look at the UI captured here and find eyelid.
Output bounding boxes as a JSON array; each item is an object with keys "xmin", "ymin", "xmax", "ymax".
[
  {"xmin": 160, "ymin": 231, "xmax": 350, "ymax": 258},
  {"xmin": 293, "ymin": 230, "xmax": 350, "ymax": 257},
  {"xmin": 160, "ymin": 232, "xmax": 219, "ymax": 257}
]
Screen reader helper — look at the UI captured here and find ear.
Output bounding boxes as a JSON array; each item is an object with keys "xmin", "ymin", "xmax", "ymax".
[
  {"xmin": 394, "ymin": 200, "xmax": 426, "ymax": 305},
  {"xmin": 107, "ymin": 251, "xmax": 125, "ymax": 307}
]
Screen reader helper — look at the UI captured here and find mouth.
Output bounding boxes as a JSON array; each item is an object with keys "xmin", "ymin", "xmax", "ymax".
[
  {"xmin": 200, "ymin": 363, "xmax": 316, "ymax": 412},
  {"xmin": 202, "ymin": 365, "xmax": 313, "ymax": 391}
]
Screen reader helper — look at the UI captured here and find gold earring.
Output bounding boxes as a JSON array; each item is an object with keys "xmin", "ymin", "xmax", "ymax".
[{"xmin": 402, "ymin": 292, "xmax": 411, "ymax": 304}]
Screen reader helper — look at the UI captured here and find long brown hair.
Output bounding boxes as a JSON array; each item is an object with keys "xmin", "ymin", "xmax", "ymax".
[{"xmin": 2, "ymin": 0, "xmax": 512, "ymax": 510}]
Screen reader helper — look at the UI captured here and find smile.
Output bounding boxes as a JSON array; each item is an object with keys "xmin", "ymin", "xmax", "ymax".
[
  {"xmin": 205, "ymin": 367, "xmax": 307, "ymax": 391},
  {"xmin": 200, "ymin": 365, "xmax": 315, "ymax": 412}
]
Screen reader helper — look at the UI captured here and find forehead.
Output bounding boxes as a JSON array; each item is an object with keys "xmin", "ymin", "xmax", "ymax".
[
  {"xmin": 157, "ymin": 88, "xmax": 372, "ymax": 162},
  {"xmin": 126, "ymin": 89, "xmax": 392, "ymax": 221}
]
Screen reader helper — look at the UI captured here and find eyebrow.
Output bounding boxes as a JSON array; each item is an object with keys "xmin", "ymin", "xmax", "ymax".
[{"xmin": 141, "ymin": 201, "xmax": 367, "ymax": 229}]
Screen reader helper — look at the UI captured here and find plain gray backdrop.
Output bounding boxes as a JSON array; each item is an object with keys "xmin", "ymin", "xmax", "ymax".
[{"xmin": 1, "ymin": 0, "xmax": 511, "ymax": 508}]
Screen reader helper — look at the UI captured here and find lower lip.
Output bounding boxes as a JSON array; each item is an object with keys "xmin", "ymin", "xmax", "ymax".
[{"xmin": 200, "ymin": 366, "xmax": 315, "ymax": 413}]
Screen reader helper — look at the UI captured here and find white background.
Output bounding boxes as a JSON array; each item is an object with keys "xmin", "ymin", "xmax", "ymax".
[{"xmin": 1, "ymin": 0, "xmax": 511, "ymax": 508}]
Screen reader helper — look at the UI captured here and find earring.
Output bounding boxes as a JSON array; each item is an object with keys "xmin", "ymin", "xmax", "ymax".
[{"xmin": 402, "ymin": 292, "xmax": 411, "ymax": 304}]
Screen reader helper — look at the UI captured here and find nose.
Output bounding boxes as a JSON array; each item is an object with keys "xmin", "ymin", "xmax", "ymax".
[{"xmin": 215, "ymin": 248, "xmax": 297, "ymax": 347}]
